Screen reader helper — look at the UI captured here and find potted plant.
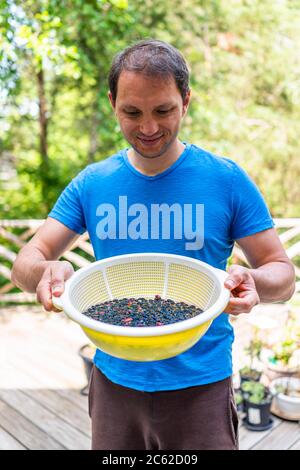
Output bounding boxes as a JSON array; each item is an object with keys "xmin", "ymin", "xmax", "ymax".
[
  {"xmin": 78, "ymin": 343, "xmax": 96, "ymax": 395},
  {"xmin": 270, "ymin": 376, "xmax": 300, "ymax": 420},
  {"xmin": 239, "ymin": 337, "xmax": 264, "ymax": 384},
  {"xmin": 263, "ymin": 317, "xmax": 300, "ymax": 381},
  {"xmin": 241, "ymin": 380, "xmax": 273, "ymax": 431},
  {"xmin": 239, "ymin": 365, "xmax": 262, "ymax": 383},
  {"xmin": 264, "ymin": 340, "xmax": 300, "ymax": 380}
]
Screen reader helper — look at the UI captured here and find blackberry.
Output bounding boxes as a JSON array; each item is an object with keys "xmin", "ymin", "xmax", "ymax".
[{"xmin": 82, "ymin": 296, "xmax": 203, "ymax": 327}]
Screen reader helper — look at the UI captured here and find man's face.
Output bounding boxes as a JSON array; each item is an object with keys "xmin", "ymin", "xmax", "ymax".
[{"xmin": 109, "ymin": 71, "xmax": 190, "ymax": 158}]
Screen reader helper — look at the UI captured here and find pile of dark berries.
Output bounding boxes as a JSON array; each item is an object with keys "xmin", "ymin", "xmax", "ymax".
[{"xmin": 82, "ymin": 295, "xmax": 203, "ymax": 327}]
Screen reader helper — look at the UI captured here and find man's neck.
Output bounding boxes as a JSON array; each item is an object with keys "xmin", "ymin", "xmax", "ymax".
[{"xmin": 127, "ymin": 140, "xmax": 186, "ymax": 176}]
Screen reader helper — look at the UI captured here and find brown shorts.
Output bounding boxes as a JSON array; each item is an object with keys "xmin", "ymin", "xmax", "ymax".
[{"xmin": 88, "ymin": 365, "xmax": 239, "ymax": 450}]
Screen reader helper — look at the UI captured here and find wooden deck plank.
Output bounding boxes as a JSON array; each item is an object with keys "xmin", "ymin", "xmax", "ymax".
[
  {"xmin": 0, "ymin": 308, "xmax": 87, "ymax": 348},
  {"xmin": 252, "ymin": 420, "xmax": 300, "ymax": 450},
  {"xmin": 289, "ymin": 437, "xmax": 300, "ymax": 450},
  {"xmin": 238, "ymin": 416, "xmax": 282, "ymax": 450},
  {"xmin": 6, "ymin": 337, "xmax": 86, "ymax": 389},
  {"xmin": 0, "ymin": 427, "xmax": 27, "ymax": 450},
  {"xmin": 0, "ymin": 361, "xmax": 39, "ymax": 390},
  {"xmin": 5, "ymin": 350, "xmax": 82, "ymax": 390},
  {"xmin": 0, "ymin": 305, "xmax": 91, "ymax": 449},
  {"xmin": 0, "ymin": 306, "xmax": 87, "ymax": 349},
  {"xmin": 4, "ymin": 316, "xmax": 89, "ymax": 370},
  {"xmin": 0, "ymin": 398, "xmax": 64, "ymax": 450},
  {"xmin": 0, "ymin": 311, "xmax": 88, "ymax": 379},
  {"xmin": 21, "ymin": 388, "xmax": 91, "ymax": 437},
  {"xmin": 0, "ymin": 389, "xmax": 90, "ymax": 450},
  {"xmin": 56, "ymin": 389, "xmax": 89, "ymax": 413},
  {"xmin": 0, "ymin": 315, "xmax": 87, "ymax": 390}
]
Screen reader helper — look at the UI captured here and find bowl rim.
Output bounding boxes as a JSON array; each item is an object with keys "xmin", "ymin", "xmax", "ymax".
[
  {"xmin": 55, "ymin": 253, "xmax": 231, "ymax": 337},
  {"xmin": 270, "ymin": 377, "xmax": 300, "ymax": 403}
]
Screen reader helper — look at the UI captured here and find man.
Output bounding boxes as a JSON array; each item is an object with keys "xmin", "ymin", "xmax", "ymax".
[{"xmin": 11, "ymin": 39, "xmax": 295, "ymax": 450}]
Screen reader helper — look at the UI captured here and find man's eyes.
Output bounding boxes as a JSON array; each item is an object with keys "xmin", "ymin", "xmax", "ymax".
[{"xmin": 124, "ymin": 110, "xmax": 171, "ymax": 116}]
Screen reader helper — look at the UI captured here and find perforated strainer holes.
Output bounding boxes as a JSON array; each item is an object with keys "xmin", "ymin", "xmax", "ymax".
[
  {"xmin": 106, "ymin": 261, "xmax": 165, "ymax": 299},
  {"xmin": 71, "ymin": 271, "xmax": 109, "ymax": 312},
  {"xmin": 166, "ymin": 263, "xmax": 215, "ymax": 310},
  {"xmin": 209, "ymin": 283, "xmax": 220, "ymax": 307}
]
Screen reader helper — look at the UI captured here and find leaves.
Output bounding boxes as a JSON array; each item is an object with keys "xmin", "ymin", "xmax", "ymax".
[{"xmin": 1, "ymin": 0, "xmax": 300, "ymax": 217}]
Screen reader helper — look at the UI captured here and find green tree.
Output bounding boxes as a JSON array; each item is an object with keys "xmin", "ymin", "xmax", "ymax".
[{"xmin": 1, "ymin": 0, "xmax": 300, "ymax": 219}]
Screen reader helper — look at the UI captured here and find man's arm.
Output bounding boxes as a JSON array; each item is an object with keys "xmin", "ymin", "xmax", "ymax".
[
  {"xmin": 236, "ymin": 228, "xmax": 295, "ymax": 303},
  {"xmin": 11, "ymin": 217, "xmax": 80, "ymax": 310},
  {"xmin": 224, "ymin": 228, "xmax": 295, "ymax": 315}
]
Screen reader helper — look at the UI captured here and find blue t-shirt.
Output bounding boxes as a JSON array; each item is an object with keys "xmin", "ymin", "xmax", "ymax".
[{"xmin": 48, "ymin": 143, "xmax": 274, "ymax": 391}]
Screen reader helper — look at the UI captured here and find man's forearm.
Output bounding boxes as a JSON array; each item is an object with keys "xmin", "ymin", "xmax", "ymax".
[
  {"xmin": 11, "ymin": 247, "xmax": 50, "ymax": 293},
  {"xmin": 249, "ymin": 261, "xmax": 295, "ymax": 303}
]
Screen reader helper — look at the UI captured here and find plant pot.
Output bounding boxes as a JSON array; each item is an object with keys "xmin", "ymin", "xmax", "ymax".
[
  {"xmin": 261, "ymin": 348, "xmax": 300, "ymax": 381},
  {"xmin": 270, "ymin": 377, "xmax": 300, "ymax": 420},
  {"xmin": 78, "ymin": 344, "xmax": 96, "ymax": 395},
  {"xmin": 239, "ymin": 369, "xmax": 262, "ymax": 384},
  {"xmin": 243, "ymin": 395, "xmax": 273, "ymax": 431},
  {"xmin": 264, "ymin": 360, "xmax": 300, "ymax": 382}
]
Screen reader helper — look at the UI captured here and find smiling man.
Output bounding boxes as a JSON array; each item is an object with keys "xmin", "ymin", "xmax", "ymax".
[
  {"xmin": 11, "ymin": 39, "xmax": 295, "ymax": 450},
  {"xmin": 108, "ymin": 67, "xmax": 190, "ymax": 175}
]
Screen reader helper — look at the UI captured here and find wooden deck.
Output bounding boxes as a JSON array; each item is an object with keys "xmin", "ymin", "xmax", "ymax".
[
  {"xmin": 0, "ymin": 305, "xmax": 91, "ymax": 450},
  {"xmin": 0, "ymin": 304, "xmax": 299, "ymax": 450}
]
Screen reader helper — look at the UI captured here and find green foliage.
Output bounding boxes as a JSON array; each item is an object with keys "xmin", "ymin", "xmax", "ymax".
[
  {"xmin": 239, "ymin": 366, "xmax": 261, "ymax": 381},
  {"xmin": 234, "ymin": 389, "xmax": 243, "ymax": 406},
  {"xmin": 272, "ymin": 339, "xmax": 298, "ymax": 367},
  {"xmin": 269, "ymin": 312, "xmax": 300, "ymax": 367},
  {"xmin": 1, "ymin": 0, "xmax": 300, "ymax": 217},
  {"xmin": 244, "ymin": 338, "xmax": 264, "ymax": 365},
  {"xmin": 241, "ymin": 380, "xmax": 268, "ymax": 404},
  {"xmin": 242, "ymin": 324, "xmax": 266, "ymax": 371}
]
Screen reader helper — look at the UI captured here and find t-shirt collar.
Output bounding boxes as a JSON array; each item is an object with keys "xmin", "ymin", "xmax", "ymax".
[{"xmin": 122, "ymin": 142, "xmax": 191, "ymax": 180}]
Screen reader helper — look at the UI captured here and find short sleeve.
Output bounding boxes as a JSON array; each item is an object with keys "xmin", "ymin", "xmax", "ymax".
[
  {"xmin": 48, "ymin": 171, "xmax": 86, "ymax": 235},
  {"xmin": 230, "ymin": 163, "xmax": 275, "ymax": 240}
]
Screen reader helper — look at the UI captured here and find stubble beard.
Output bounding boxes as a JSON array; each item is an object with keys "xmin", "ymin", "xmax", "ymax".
[{"xmin": 130, "ymin": 132, "xmax": 179, "ymax": 159}]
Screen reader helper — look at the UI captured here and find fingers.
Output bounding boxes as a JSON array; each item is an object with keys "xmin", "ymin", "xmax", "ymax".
[
  {"xmin": 36, "ymin": 276, "xmax": 53, "ymax": 312},
  {"xmin": 223, "ymin": 265, "xmax": 260, "ymax": 316},
  {"xmin": 51, "ymin": 260, "xmax": 74, "ymax": 295},
  {"xmin": 36, "ymin": 261, "xmax": 74, "ymax": 312},
  {"xmin": 50, "ymin": 266, "xmax": 65, "ymax": 298},
  {"xmin": 224, "ymin": 292, "xmax": 260, "ymax": 316},
  {"xmin": 224, "ymin": 265, "xmax": 250, "ymax": 290}
]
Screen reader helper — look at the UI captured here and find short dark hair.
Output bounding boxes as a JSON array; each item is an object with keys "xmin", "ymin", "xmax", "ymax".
[{"xmin": 108, "ymin": 39, "xmax": 190, "ymax": 102}]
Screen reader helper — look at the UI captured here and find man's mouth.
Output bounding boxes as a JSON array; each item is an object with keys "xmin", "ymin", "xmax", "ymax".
[{"xmin": 137, "ymin": 135, "xmax": 163, "ymax": 146}]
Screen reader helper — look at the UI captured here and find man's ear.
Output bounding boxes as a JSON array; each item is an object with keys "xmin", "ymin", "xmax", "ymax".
[
  {"xmin": 182, "ymin": 89, "xmax": 191, "ymax": 116},
  {"xmin": 108, "ymin": 91, "xmax": 116, "ymax": 112}
]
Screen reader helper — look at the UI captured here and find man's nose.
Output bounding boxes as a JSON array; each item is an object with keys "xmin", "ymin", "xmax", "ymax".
[{"xmin": 139, "ymin": 119, "xmax": 160, "ymax": 136}]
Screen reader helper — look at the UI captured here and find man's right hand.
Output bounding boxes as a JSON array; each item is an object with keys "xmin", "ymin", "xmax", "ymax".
[{"xmin": 36, "ymin": 260, "xmax": 74, "ymax": 312}]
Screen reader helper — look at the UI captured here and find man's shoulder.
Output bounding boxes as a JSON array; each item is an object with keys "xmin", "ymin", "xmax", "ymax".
[
  {"xmin": 87, "ymin": 150, "xmax": 124, "ymax": 172},
  {"xmin": 189, "ymin": 143, "xmax": 238, "ymax": 173},
  {"xmin": 78, "ymin": 150, "xmax": 125, "ymax": 180}
]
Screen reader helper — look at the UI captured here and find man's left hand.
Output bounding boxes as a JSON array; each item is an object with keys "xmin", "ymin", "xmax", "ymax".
[{"xmin": 223, "ymin": 264, "xmax": 260, "ymax": 316}]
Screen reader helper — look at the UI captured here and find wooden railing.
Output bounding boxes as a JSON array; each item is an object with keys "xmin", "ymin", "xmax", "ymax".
[{"xmin": 0, "ymin": 219, "xmax": 300, "ymax": 303}]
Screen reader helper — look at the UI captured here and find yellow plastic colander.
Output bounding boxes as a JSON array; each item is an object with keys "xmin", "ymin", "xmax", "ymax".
[{"xmin": 52, "ymin": 253, "xmax": 230, "ymax": 361}]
